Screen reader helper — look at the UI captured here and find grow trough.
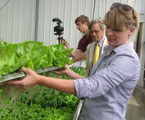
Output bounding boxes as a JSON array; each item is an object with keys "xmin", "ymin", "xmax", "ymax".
[{"xmin": 0, "ymin": 66, "xmax": 61, "ymax": 83}]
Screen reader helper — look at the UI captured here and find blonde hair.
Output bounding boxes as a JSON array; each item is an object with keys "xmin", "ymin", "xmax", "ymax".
[{"xmin": 104, "ymin": 4, "xmax": 139, "ymax": 31}]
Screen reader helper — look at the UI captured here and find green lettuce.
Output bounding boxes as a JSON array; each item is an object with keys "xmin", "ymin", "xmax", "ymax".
[
  {"xmin": 0, "ymin": 40, "xmax": 73, "ymax": 78},
  {"xmin": 48, "ymin": 44, "xmax": 73, "ymax": 67}
]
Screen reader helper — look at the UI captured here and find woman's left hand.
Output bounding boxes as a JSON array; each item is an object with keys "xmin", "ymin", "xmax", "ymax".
[{"xmin": 53, "ymin": 65, "xmax": 70, "ymax": 75}]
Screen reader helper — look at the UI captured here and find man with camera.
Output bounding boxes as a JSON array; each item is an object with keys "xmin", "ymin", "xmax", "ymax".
[{"xmin": 61, "ymin": 15, "xmax": 94, "ymax": 63}]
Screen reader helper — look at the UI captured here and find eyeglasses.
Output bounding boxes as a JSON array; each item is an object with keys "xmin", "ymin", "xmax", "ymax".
[
  {"xmin": 90, "ymin": 29, "xmax": 101, "ymax": 34},
  {"xmin": 110, "ymin": 3, "xmax": 133, "ymax": 12}
]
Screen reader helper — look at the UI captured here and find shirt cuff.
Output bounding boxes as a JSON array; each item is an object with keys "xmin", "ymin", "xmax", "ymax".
[{"xmin": 73, "ymin": 78, "xmax": 90, "ymax": 99}]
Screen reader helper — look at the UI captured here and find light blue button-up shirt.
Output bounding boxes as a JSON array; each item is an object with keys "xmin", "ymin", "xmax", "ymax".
[{"xmin": 74, "ymin": 42, "xmax": 140, "ymax": 120}]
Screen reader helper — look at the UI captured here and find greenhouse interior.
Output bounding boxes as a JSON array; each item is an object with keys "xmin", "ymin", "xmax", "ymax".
[{"xmin": 0, "ymin": 0, "xmax": 145, "ymax": 120}]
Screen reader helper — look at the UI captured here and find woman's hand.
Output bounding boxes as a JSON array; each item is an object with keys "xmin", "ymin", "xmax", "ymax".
[
  {"xmin": 53, "ymin": 65, "xmax": 70, "ymax": 76},
  {"xmin": 4, "ymin": 67, "xmax": 41, "ymax": 90}
]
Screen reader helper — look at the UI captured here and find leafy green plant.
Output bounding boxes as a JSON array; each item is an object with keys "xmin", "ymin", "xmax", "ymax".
[
  {"xmin": 0, "ymin": 40, "xmax": 73, "ymax": 78},
  {"xmin": 0, "ymin": 39, "xmax": 85, "ymax": 120},
  {"xmin": 0, "ymin": 67, "xmax": 85, "ymax": 120}
]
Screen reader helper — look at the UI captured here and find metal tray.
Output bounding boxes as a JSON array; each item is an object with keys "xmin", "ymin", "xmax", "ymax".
[{"xmin": 0, "ymin": 66, "xmax": 61, "ymax": 83}]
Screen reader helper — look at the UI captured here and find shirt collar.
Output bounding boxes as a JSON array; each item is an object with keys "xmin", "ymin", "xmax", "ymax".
[
  {"xmin": 104, "ymin": 42, "xmax": 134, "ymax": 55},
  {"xmin": 113, "ymin": 42, "xmax": 134, "ymax": 53},
  {"xmin": 95, "ymin": 36, "xmax": 105, "ymax": 47}
]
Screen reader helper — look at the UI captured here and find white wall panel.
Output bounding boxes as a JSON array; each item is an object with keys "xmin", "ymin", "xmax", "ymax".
[
  {"xmin": 0, "ymin": 3, "xmax": 8, "ymax": 42},
  {"xmin": 7, "ymin": 1, "xmax": 15, "ymax": 43},
  {"xmin": 0, "ymin": 0, "xmax": 36, "ymax": 43},
  {"xmin": 94, "ymin": 0, "xmax": 145, "ymax": 22}
]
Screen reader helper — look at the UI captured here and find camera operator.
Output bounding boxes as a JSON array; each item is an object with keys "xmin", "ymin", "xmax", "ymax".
[{"xmin": 61, "ymin": 15, "xmax": 94, "ymax": 63}]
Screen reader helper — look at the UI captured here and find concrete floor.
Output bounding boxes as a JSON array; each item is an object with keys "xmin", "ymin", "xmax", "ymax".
[{"xmin": 126, "ymin": 87, "xmax": 145, "ymax": 120}]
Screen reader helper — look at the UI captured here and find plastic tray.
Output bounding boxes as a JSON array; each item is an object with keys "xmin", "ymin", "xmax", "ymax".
[{"xmin": 0, "ymin": 66, "xmax": 61, "ymax": 83}]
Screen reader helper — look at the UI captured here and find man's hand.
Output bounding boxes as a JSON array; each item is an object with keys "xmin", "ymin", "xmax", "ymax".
[
  {"xmin": 73, "ymin": 51, "xmax": 86, "ymax": 62},
  {"xmin": 61, "ymin": 38, "xmax": 71, "ymax": 49}
]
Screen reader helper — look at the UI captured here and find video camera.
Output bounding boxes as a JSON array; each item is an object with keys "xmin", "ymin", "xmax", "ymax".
[{"xmin": 52, "ymin": 18, "xmax": 64, "ymax": 44}]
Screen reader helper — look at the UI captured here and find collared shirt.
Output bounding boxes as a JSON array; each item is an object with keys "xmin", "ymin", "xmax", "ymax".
[
  {"xmin": 94, "ymin": 36, "xmax": 105, "ymax": 57},
  {"xmin": 92, "ymin": 36, "xmax": 106, "ymax": 64},
  {"xmin": 74, "ymin": 42, "xmax": 140, "ymax": 120},
  {"xmin": 77, "ymin": 35, "xmax": 94, "ymax": 52},
  {"xmin": 85, "ymin": 36, "xmax": 107, "ymax": 77},
  {"xmin": 92, "ymin": 36, "xmax": 105, "ymax": 61}
]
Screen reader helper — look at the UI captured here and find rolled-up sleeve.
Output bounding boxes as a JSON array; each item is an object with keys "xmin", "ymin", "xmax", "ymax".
[{"xmin": 74, "ymin": 54, "xmax": 140, "ymax": 99}]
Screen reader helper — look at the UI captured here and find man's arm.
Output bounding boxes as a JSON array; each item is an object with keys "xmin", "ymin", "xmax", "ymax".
[
  {"xmin": 61, "ymin": 38, "xmax": 81, "ymax": 58},
  {"xmin": 61, "ymin": 38, "xmax": 71, "ymax": 49},
  {"xmin": 61, "ymin": 38, "xmax": 86, "ymax": 62},
  {"xmin": 73, "ymin": 51, "xmax": 86, "ymax": 62}
]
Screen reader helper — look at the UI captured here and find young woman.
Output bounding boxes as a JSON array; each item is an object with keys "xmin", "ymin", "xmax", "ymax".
[{"xmin": 5, "ymin": 3, "xmax": 140, "ymax": 120}]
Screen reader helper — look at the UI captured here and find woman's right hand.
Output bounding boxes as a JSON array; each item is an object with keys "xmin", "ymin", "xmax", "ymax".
[{"xmin": 53, "ymin": 65, "xmax": 70, "ymax": 76}]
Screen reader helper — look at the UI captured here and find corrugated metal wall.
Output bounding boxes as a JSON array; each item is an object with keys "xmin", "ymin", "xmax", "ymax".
[
  {"xmin": 0, "ymin": 0, "xmax": 36, "ymax": 43},
  {"xmin": 93, "ymin": 0, "xmax": 145, "ymax": 22}
]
